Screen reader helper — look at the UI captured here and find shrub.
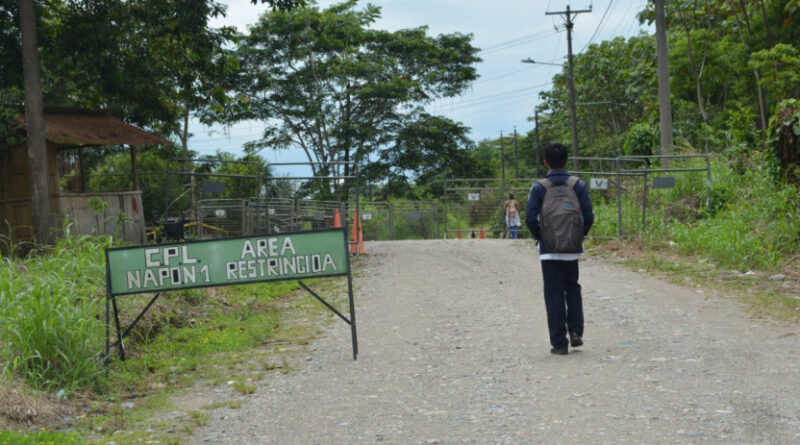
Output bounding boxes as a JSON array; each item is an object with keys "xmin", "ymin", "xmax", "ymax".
[{"xmin": 623, "ymin": 123, "xmax": 657, "ymax": 158}]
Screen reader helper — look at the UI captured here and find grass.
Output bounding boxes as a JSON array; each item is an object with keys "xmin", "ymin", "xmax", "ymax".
[
  {"xmin": 658, "ymin": 153, "xmax": 798, "ymax": 271},
  {"xmin": 0, "ymin": 226, "xmax": 109, "ymax": 392},
  {"xmin": 188, "ymin": 410, "xmax": 210, "ymax": 426},
  {"xmin": 0, "ymin": 228, "xmax": 350, "ymax": 442},
  {"xmin": 232, "ymin": 380, "xmax": 257, "ymax": 395},
  {"xmin": 201, "ymin": 400, "xmax": 244, "ymax": 410},
  {"xmin": 0, "ymin": 429, "xmax": 86, "ymax": 444},
  {"xmin": 586, "ymin": 151, "xmax": 800, "ymax": 319},
  {"xmin": 594, "ymin": 239, "xmax": 800, "ymax": 321}
]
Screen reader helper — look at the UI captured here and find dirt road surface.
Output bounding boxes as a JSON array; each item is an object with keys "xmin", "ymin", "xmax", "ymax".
[{"xmin": 194, "ymin": 239, "xmax": 800, "ymax": 444}]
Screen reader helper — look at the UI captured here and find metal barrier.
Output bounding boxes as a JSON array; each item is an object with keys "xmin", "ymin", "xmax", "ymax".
[
  {"xmin": 445, "ymin": 155, "xmax": 712, "ymax": 240},
  {"xmin": 444, "ymin": 179, "xmax": 535, "ymax": 239},
  {"xmin": 359, "ymin": 201, "xmax": 439, "ymax": 240},
  {"xmin": 197, "ymin": 199, "xmax": 246, "ymax": 238}
]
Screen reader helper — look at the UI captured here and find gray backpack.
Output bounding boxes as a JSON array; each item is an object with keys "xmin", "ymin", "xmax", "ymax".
[{"xmin": 538, "ymin": 176, "xmax": 584, "ymax": 253}]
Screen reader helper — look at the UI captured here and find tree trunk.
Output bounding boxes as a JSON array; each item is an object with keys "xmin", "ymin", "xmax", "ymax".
[
  {"xmin": 19, "ymin": 0, "xmax": 53, "ymax": 245},
  {"xmin": 655, "ymin": 0, "xmax": 674, "ymax": 158},
  {"xmin": 727, "ymin": 0, "xmax": 768, "ymax": 132},
  {"xmin": 682, "ymin": 23, "xmax": 710, "ymax": 125}
]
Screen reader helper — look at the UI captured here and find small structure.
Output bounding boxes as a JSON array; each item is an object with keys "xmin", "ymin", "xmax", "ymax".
[{"xmin": 0, "ymin": 109, "xmax": 169, "ymax": 254}]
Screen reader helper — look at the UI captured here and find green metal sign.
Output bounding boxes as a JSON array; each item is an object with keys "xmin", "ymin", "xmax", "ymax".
[{"xmin": 105, "ymin": 229, "xmax": 349, "ymax": 296}]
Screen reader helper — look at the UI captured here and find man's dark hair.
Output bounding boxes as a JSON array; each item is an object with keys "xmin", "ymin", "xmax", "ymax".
[
  {"xmin": 509, "ymin": 194, "xmax": 514, "ymax": 199},
  {"xmin": 544, "ymin": 142, "xmax": 568, "ymax": 169}
]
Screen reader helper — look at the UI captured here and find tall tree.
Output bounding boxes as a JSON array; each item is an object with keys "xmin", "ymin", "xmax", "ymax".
[
  {"xmin": 234, "ymin": 0, "xmax": 480, "ymax": 193},
  {"xmin": 18, "ymin": 0, "xmax": 52, "ymax": 244},
  {"xmin": 536, "ymin": 34, "xmax": 658, "ymax": 157},
  {"xmin": 655, "ymin": 0, "xmax": 674, "ymax": 156},
  {"xmin": 366, "ymin": 113, "xmax": 491, "ymax": 198}
]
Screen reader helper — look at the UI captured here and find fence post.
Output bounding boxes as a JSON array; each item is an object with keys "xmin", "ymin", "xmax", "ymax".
[
  {"xmin": 435, "ymin": 200, "xmax": 440, "ymax": 239},
  {"xmin": 616, "ymin": 157, "xmax": 622, "ymax": 238},
  {"xmin": 388, "ymin": 202, "xmax": 395, "ymax": 241}
]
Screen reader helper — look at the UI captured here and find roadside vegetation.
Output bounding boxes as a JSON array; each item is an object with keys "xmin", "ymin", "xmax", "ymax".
[
  {"xmin": 0, "ymin": 229, "xmax": 347, "ymax": 443},
  {"xmin": 1, "ymin": 0, "xmax": 799, "ymax": 442}
]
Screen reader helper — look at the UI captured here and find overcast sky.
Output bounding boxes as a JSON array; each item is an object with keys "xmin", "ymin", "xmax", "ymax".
[{"xmin": 189, "ymin": 0, "xmax": 652, "ymax": 175}]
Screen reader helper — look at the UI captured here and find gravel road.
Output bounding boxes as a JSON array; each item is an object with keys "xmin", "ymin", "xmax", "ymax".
[{"xmin": 194, "ymin": 239, "xmax": 800, "ymax": 444}]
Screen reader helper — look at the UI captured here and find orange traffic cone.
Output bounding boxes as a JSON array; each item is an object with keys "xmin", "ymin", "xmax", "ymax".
[
  {"xmin": 350, "ymin": 210, "xmax": 359, "ymax": 254},
  {"xmin": 333, "ymin": 209, "xmax": 342, "ymax": 228},
  {"xmin": 357, "ymin": 221, "xmax": 365, "ymax": 254},
  {"xmin": 479, "ymin": 228, "xmax": 486, "ymax": 239}
]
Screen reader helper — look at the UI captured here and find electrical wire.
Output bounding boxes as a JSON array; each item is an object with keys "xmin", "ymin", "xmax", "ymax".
[
  {"xmin": 608, "ymin": 0, "xmax": 638, "ymax": 38},
  {"xmin": 580, "ymin": 0, "xmax": 618, "ymax": 52},
  {"xmin": 478, "ymin": 26, "xmax": 563, "ymax": 56},
  {"xmin": 475, "ymin": 66, "xmax": 536, "ymax": 84}
]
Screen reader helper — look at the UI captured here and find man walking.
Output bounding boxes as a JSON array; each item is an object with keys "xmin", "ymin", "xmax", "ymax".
[{"xmin": 525, "ymin": 143, "xmax": 594, "ymax": 355}]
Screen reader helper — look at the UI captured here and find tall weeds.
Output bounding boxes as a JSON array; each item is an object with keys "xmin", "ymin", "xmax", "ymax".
[
  {"xmin": 0, "ymin": 229, "xmax": 110, "ymax": 391},
  {"xmin": 634, "ymin": 153, "xmax": 799, "ymax": 271}
]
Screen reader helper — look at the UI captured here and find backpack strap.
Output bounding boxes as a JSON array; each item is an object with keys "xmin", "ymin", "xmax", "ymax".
[
  {"xmin": 566, "ymin": 175, "xmax": 579, "ymax": 188},
  {"xmin": 539, "ymin": 177, "xmax": 579, "ymax": 189}
]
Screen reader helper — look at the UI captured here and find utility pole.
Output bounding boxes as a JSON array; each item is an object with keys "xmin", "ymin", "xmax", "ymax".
[
  {"xmin": 654, "ymin": 0, "xmax": 673, "ymax": 161},
  {"xmin": 546, "ymin": 4, "xmax": 591, "ymax": 172},
  {"xmin": 535, "ymin": 109, "xmax": 541, "ymax": 178},
  {"xmin": 513, "ymin": 128, "xmax": 519, "ymax": 179},
  {"xmin": 499, "ymin": 131, "xmax": 506, "ymax": 199}
]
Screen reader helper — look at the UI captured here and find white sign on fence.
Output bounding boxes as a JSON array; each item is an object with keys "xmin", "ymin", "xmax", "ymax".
[
  {"xmin": 590, "ymin": 178, "xmax": 609, "ymax": 190},
  {"xmin": 362, "ymin": 213, "xmax": 373, "ymax": 221},
  {"xmin": 467, "ymin": 193, "xmax": 480, "ymax": 201}
]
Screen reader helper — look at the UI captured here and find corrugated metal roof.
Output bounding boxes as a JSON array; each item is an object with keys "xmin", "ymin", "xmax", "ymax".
[{"xmin": 19, "ymin": 112, "xmax": 170, "ymax": 146}]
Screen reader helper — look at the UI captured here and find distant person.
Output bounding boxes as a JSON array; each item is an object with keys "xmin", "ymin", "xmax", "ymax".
[
  {"xmin": 503, "ymin": 194, "xmax": 521, "ymax": 239},
  {"xmin": 525, "ymin": 142, "xmax": 594, "ymax": 355}
]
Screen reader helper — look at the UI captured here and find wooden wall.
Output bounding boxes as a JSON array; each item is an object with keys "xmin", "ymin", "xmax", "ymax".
[{"xmin": 1, "ymin": 142, "xmax": 144, "ymax": 255}]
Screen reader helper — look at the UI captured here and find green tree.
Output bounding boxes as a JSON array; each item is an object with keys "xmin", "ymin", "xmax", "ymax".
[
  {"xmin": 536, "ymin": 34, "xmax": 657, "ymax": 157},
  {"xmin": 85, "ymin": 145, "xmax": 186, "ymax": 222},
  {"xmin": 366, "ymin": 113, "xmax": 491, "ymax": 199},
  {"xmin": 203, "ymin": 152, "xmax": 269, "ymax": 200},
  {"xmin": 623, "ymin": 123, "xmax": 658, "ymax": 158},
  {"xmin": 0, "ymin": 0, "xmax": 303, "ymax": 137},
  {"xmin": 234, "ymin": 0, "xmax": 480, "ymax": 195},
  {"xmin": 748, "ymin": 43, "xmax": 800, "ymax": 105}
]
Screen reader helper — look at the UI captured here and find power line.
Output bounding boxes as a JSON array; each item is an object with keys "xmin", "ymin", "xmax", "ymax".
[
  {"xmin": 478, "ymin": 27, "xmax": 563, "ymax": 56},
  {"xmin": 609, "ymin": 0, "xmax": 639, "ymax": 38},
  {"xmin": 476, "ymin": 66, "xmax": 536, "ymax": 84},
  {"xmin": 434, "ymin": 82, "xmax": 553, "ymax": 110},
  {"xmin": 581, "ymin": 0, "xmax": 619, "ymax": 52},
  {"xmin": 454, "ymin": 95, "xmax": 539, "ymax": 120}
]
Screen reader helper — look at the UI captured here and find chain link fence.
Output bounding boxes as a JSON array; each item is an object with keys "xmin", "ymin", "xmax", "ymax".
[
  {"xmin": 445, "ymin": 155, "xmax": 711, "ymax": 240},
  {"xmin": 359, "ymin": 201, "xmax": 439, "ymax": 240},
  {"xmin": 444, "ymin": 179, "xmax": 535, "ymax": 239},
  {"xmin": 159, "ymin": 156, "xmax": 711, "ymax": 243}
]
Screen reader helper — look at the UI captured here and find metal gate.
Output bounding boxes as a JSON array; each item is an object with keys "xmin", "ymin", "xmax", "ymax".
[
  {"xmin": 444, "ymin": 179, "xmax": 534, "ymax": 239},
  {"xmin": 445, "ymin": 155, "xmax": 711, "ymax": 240},
  {"xmin": 359, "ymin": 201, "xmax": 439, "ymax": 240},
  {"xmin": 197, "ymin": 199, "xmax": 246, "ymax": 238}
]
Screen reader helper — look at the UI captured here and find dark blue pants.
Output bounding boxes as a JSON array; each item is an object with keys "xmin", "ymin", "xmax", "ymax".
[{"xmin": 540, "ymin": 260, "xmax": 583, "ymax": 349}]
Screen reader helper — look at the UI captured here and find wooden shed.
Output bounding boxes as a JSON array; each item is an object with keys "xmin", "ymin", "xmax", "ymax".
[{"xmin": 0, "ymin": 109, "xmax": 169, "ymax": 254}]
